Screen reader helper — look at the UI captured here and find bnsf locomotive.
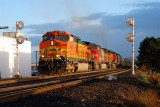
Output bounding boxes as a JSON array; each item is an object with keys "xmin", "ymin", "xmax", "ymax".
[{"xmin": 38, "ymin": 30, "xmax": 122, "ymax": 75}]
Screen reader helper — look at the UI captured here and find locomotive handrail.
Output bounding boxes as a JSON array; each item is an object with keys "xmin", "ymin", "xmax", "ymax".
[{"xmin": 58, "ymin": 49, "xmax": 67, "ymax": 61}]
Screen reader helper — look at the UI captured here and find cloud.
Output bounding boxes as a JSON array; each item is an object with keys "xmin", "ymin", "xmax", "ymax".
[
  {"xmin": 129, "ymin": 2, "xmax": 160, "ymax": 9},
  {"xmin": 29, "ymin": 36, "xmax": 42, "ymax": 47},
  {"xmin": 25, "ymin": 15, "xmax": 109, "ymax": 47},
  {"xmin": 25, "ymin": 22, "xmax": 68, "ymax": 34},
  {"xmin": 25, "ymin": 2, "xmax": 160, "ymax": 61}
]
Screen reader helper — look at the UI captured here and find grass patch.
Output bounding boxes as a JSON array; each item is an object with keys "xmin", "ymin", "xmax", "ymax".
[
  {"xmin": 124, "ymin": 89, "xmax": 159, "ymax": 107},
  {"xmin": 136, "ymin": 70, "xmax": 160, "ymax": 85},
  {"xmin": 141, "ymin": 76, "xmax": 149, "ymax": 83},
  {"xmin": 157, "ymin": 90, "xmax": 160, "ymax": 94}
]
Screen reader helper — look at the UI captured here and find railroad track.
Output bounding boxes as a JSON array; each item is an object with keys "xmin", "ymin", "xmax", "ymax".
[
  {"xmin": 0, "ymin": 69, "xmax": 130, "ymax": 104},
  {"xmin": 0, "ymin": 69, "xmax": 122, "ymax": 88}
]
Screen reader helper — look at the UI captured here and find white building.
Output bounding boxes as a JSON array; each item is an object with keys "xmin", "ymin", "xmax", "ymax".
[{"xmin": 0, "ymin": 33, "xmax": 31, "ymax": 78}]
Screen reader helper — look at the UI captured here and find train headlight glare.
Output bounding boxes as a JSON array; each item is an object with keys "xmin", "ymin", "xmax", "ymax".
[
  {"xmin": 56, "ymin": 55, "xmax": 59, "ymax": 57},
  {"xmin": 42, "ymin": 55, "xmax": 44, "ymax": 57},
  {"xmin": 51, "ymin": 41, "xmax": 54, "ymax": 45}
]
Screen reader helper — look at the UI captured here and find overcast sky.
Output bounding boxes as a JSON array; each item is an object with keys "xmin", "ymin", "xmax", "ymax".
[{"xmin": 0, "ymin": 0, "xmax": 160, "ymax": 63}]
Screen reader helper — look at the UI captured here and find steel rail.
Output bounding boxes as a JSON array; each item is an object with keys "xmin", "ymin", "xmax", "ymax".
[
  {"xmin": 0, "ymin": 69, "xmax": 130, "ymax": 104},
  {"xmin": 0, "ymin": 69, "xmax": 121, "ymax": 88},
  {"xmin": 0, "ymin": 69, "xmax": 122, "ymax": 93},
  {"xmin": 0, "ymin": 69, "xmax": 117, "ymax": 85}
]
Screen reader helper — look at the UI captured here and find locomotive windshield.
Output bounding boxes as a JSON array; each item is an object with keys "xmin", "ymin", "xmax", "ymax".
[
  {"xmin": 43, "ymin": 35, "xmax": 55, "ymax": 41},
  {"xmin": 56, "ymin": 35, "xmax": 69, "ymax": 42},
  {"xmin": 91, "ymin": 45, "xmax": 97, "ymax": 49}
]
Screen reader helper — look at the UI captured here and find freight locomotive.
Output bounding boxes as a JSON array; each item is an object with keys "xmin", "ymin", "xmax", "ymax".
[{"xmin": 38, "ymin": 30, "xmax": 122, "ymax": 75}]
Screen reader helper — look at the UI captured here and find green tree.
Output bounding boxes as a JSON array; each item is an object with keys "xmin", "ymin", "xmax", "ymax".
[
  {"xmin": 156, "ymin": 37, "xmax": 160, "ymax": 71},
  {"xmin": 122, "ymin": 57, "xmax": 132, "ymax": 68},
  {"xmin": 138, "ymin": 36, "xmax": 160, "ymax": 72},
  {"xmin": 123, "ymin": 57, "xmax": 132, "ymax": 65}
]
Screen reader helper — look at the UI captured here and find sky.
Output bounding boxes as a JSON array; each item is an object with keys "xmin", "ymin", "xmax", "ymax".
[{"xmin": 0, "ymin": 0, "xmax": 160, "ymax": 63}]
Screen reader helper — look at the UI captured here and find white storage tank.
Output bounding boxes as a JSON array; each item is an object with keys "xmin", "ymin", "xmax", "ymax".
[{"xmin": 0, "ymin": 34, "xmax": 31, "ymax": 79}]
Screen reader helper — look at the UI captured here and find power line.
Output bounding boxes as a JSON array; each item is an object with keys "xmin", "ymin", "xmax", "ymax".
[{"xmin": 0, "ymin": 26, "xmax": 9, "ymax": 29}]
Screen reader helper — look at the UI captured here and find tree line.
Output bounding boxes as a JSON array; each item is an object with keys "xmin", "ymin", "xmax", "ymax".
[{"xmin": 137, "ymin": 36, "xmax": 160, "ymax": 73}]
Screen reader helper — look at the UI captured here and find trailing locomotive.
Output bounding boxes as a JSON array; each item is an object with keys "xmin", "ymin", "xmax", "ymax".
[{"xmin": 38, "ymin": 30, "xmax": 122, "ymax": 75}]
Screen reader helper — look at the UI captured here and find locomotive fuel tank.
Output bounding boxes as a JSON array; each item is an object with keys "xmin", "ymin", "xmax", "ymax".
[
  {"xmin": 77, "ymin": 63, "xmax": 89, "ymax": 72},
  {"xmin": 101, "ymin": 64, "xmax": 107, "ymax": 70}
]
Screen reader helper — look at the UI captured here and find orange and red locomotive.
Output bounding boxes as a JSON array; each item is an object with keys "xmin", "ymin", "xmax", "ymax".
[{"xmin": 38, "ymin": 30, "xmax": 122, "ymax": 75}]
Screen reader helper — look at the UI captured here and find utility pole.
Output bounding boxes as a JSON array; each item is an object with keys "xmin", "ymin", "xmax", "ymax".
[{"xmin": 34, "ymin": 51, "xmax": 38, "ymax": 70}]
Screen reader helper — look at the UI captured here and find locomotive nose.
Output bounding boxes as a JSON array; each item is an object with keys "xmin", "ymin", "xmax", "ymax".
[{"xmin": 52, "ymin": 48, "xmax": 61, "ymax": 59}]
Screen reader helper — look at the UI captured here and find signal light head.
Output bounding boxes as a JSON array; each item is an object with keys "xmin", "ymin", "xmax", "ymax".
[{"xmin": 126, "ymin": 17, "xmax": 135, "ymax": 27}]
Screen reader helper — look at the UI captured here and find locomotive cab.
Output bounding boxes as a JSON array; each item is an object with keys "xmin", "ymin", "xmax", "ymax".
[
  {"xmin": 39, "ymin": 31, "xmax": 71, "ymax": 75},
  {"xmin": 40, "ymin": 31, "xmax": 70, "ymax": 60}
]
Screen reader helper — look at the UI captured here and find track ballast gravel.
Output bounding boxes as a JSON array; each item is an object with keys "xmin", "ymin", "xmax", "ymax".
[{"xmin": 1, "ymin": 70, "xmax": 160, "ymax": 107}]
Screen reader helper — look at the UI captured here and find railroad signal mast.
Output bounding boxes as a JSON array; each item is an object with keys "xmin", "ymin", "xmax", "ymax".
[
  {"xmin": 126, "ymin": 17, "xmax": 135, "ymax": 75},
  {"xmin": 14, "ymin": 21, "xmax": 24, "ymax": 78}
]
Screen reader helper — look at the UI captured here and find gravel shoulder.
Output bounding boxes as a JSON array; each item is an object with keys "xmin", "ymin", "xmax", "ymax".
[{"xmin": 1, "ymin": 70, "xmax": 160, "ymax": 107}]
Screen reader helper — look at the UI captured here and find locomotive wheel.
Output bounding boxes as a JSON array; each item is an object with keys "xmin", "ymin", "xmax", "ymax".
[
  {"xmin": 66, "ymin": 62, "xmax": 74, "ymax": 73},
  {"xmin": 88, "ymin": 64, "xmax": 92, "ymax": 72},
  {"xmin": 74, "ymin": 66, "xmax": 78, "ymax": 73},
  {"xmin": 49, "ymin": 69, "xmax": 55, "ymax": 75},
  {"xmin": 99, "ymin": 65, "xmax": 101, "ymax": 70},
  {"xmin": 56, "ymin": 69, "xmax": 60, "ymax": 75},
  {"xmin": 59, "ymin": 65, "xmax": 66, "ymax": 74}
]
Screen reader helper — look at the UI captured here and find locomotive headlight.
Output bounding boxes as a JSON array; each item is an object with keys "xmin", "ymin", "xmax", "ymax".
[
  {"xmin": 51, "ymin": 41, "xmax": 54, "ymax": 46},
  {"xmin": 42, "ymin": 55, "xmax": 44, "ymax": 57},
  {"xmin": 56, "ymin": 55, "xmax": 59, "ymax": 57}
]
